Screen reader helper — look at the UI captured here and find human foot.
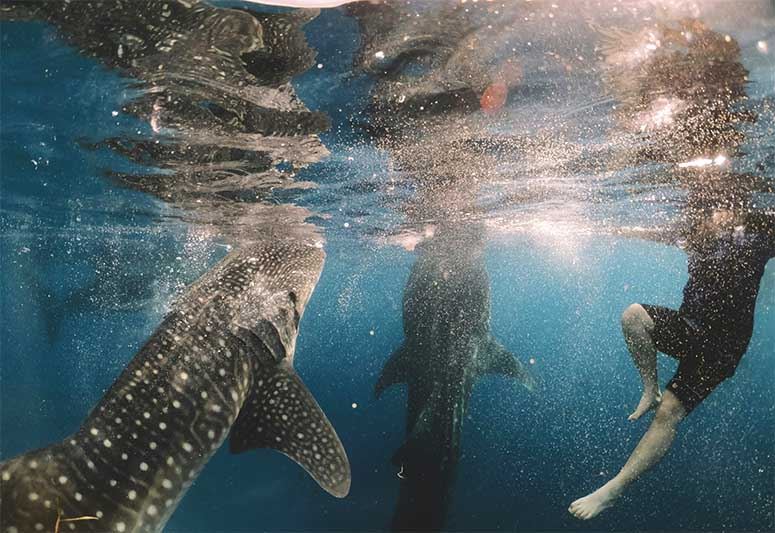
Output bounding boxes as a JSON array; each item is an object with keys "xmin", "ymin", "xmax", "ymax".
[
  {"xmin": 568, "ymin": 485, "xmax": 620, "ymax": 520},
  {"xmin": 628, "ymin": 389, "xmax": 662, "ymax": 421}
]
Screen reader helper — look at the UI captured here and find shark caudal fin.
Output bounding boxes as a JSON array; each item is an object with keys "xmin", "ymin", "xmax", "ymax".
[
  {"xmin": 480, "ymin": 337, "xmax": 536, "ymax": 391},
  {"xmin": 229, "ymin": 362, "xmax": 351, "ymax": 498},
  {"xmin": 374, "ymin": 343, "xmax": 411, "ymax": 398}
]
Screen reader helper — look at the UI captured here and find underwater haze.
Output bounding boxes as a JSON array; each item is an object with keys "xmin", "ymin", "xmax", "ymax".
[{"xmin": 1, "ymin": 1, "xmax": 774, "ymax": 532}]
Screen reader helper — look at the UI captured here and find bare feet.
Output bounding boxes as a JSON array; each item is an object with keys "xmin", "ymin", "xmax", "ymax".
[
  {"xmin": 568, "ymin": 484, "xmax": 620, "ymax": 520},
  {"xmin": 628, "ymin": 389, "xmax": 662, "ymax": 421}
]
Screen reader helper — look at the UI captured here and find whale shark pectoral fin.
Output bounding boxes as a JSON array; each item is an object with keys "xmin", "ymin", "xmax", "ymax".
[
  {"xmin": 229, "ymin": 364, "xmax": 351, "ymax": 498},
  {"xmin": 481, "ymin": 337, "xmax": 536, "ymax": 391},
  {"xmin": 375, "ymin": 343, "xmax": 411, "ymax": 399}
]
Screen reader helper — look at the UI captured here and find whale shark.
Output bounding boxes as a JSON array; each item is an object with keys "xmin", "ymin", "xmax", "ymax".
[
  {"xmin": 376, "ymin": 224, "xmax": 534, "ymax": 531},
  {"xmin": 0, "ymin": 238, "xmax": 350, "ymax": 533}
]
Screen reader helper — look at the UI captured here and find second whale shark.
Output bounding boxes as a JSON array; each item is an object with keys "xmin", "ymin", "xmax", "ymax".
[{"xmin": 376, "ymin": 223, "xmax": 534, "ymax": 531}]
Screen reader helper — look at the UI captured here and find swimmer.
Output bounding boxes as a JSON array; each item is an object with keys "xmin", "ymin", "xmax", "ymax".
[{"xmin": 569, "ymin": 200, "xmax": 775, "ymax": 520}]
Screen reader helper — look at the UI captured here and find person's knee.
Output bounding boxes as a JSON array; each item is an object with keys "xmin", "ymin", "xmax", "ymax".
[
  {"xmin": 654, "ymin": 392, "xmax": 686, "ymax": 426},
  {"xmin": 621, "ymin": 304, "xmax": 649, "ymax": 334}
]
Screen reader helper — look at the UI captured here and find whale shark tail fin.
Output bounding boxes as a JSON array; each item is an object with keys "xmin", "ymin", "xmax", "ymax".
[
  {"xmin": 229, "ymin": 362, "xmax": 351, "ymax": 498},
  {"xmin": 480, "ymin": 337, "xmax": 536, "ymax": 391},
  {"xmin": 375, "ymin": 343, "xmax": 411, "ymax": 398}
]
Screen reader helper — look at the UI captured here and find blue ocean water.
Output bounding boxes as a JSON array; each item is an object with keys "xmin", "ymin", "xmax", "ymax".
[{"xmin": 1, "ymin": 4, "xmax": 773, "ymax": 533}]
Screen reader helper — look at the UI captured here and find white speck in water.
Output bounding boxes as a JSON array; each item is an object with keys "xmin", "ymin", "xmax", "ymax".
[
  {"xmin": 317, "ymin": 63, "xmax": 323, "ymax": 69},
  {"xmin": 351, "ymin": 403, "xmax": 358, "ymax": 409}
]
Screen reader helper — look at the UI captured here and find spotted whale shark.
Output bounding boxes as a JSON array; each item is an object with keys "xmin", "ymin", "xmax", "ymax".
[
  {"xmin": 376, "ymin": 224, "xmax": 533, "ymax": 530},
  {"xmin": 0, "ymin": 239, "xmax": 350, "ymax": 533}
]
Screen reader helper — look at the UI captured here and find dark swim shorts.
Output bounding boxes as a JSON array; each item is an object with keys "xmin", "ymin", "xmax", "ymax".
[{"xmin": 641, "ymin": 305, "xmax": 749, "ymax": 413}]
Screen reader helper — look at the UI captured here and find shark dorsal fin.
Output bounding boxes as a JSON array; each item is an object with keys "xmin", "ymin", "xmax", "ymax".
[
  {"xmin": 229, "ymin": 363, "xmax": 351, "ymax": 498},
  {"xmin": 480, "ymin": 337, "xmax": 535, "ymax": 391},
  {"xmin": 375, "ymin": 343, "xmax": 412, "ymax": 398}
]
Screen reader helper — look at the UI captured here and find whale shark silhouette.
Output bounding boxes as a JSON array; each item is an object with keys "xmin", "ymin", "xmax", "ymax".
[{"xmin": 376, "ymin": 224, "xmax": 534, "ymax": 531}]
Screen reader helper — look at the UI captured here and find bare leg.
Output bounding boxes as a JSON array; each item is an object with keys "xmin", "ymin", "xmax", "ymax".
[
  {"xmin": 568, "ymin": 391, "xmax": 687, "ymax": 520},
  {"xmin": 621, "ymin": 304, "xmax": 662, "ymax": 420}
]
